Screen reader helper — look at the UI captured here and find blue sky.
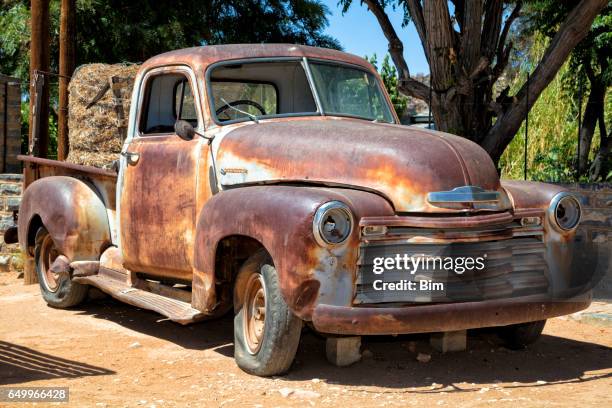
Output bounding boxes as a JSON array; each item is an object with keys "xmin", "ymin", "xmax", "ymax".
[{"xmin": 321, "ymin": 0, "xmax": 429, "ymax": 74}]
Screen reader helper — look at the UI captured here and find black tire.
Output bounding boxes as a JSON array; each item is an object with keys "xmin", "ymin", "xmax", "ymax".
[
  {"xmin": 233, "ymin": 251, "xmax": 302, "ymax": 376},
  {"xmin": 35, "ymin": 227, "xmax": 88, "ymax": 308},
  {"xmin": 498, "ymin": 320, "xmax": 546, "ymax": 349}
]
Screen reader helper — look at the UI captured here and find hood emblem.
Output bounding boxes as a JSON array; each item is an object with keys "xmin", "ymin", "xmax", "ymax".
[{"xmin": 427, "ymin": 186, "xmax": 500, "ymax": 204}]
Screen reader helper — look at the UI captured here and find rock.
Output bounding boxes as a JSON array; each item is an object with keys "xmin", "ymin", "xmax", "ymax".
[
  {"xmin": 326, "ymin": 336, "xmax": 362, "ymax": 366},
  {"xmin": 536, "ymin": 380, "xmax": 547, "ymax": 385},
  {"xmin": 0, "ymin": 174, "xmax": 23, "ymax": 182},
  {"xmin": 278, "ymin": 388, "xmax": 320, "ymax": 399},
  {"xmin": 0, "ymin": 183, "xmax": 21, "ymax": 196},
  {"xmin": 311, "ymin": 378, "xmax": 321, "ymax": 383},
  {"xmin": 430, "ymin": 330, "xmax": 467, "ymax": 353},
  {"xmin": 416, "ymin": 353, "xmax": 431, "ymax": 363},
  {"xmin": 6, "ymin": 197, "xmax": 20, "ymax": 211},
  {"xmin": 128, "ymin": 342, "xmax": 142, "ymax": 349},
  {"xmin": 407, "ymin": 341, "xmax": 417, "ymax": 353},
  {"xmin": 292, "ymin": 389, "xmax": 321, "ymax": 399},
  {"xmin": 10, "ymin": 254, "xmax": 23, "ymax": 271},
  {"xmin": 0, "ymin": 254, "xmax": 11, "ymax": 271},
  {"xmin": 362, "ymin": 349, "xmax": 374, "ymax": 359},
  {"xmin": 0, "ymin": 214, "xmax": 15, "ymax": 232}
]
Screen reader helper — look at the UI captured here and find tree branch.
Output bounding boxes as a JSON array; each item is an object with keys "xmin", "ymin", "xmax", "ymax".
[
  {"xmin": 363, "ymin": 0, "xmax": 411, "ymax": 79},
  {"xmin": 398, "ymin": 78, "xmax": 431, "ymax": 101},
  {"xmin": 496, "ymin": 1, "xmax": 521, "ymax": 65},
  {"xmin": 405, "ymin": 0, "xmax": 428, "ymax": 61},
  {"xmin": 481, "ymin": 0, "xmax": 608, "ymax": 162},
  {"xmin": 481, "ymin": 0, "xmax": 503, "ymax": 60},
  {"xmin": 362, "ymin": 0, "xmax": 430, "ymax": 101}
]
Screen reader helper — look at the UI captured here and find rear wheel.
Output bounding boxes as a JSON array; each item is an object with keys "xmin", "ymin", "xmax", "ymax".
[
  {"xmin": 35, "ymin": 227, "xmax": 88, "ymax": 308},
  {"xmin": 233, "ymin": 251, "xmax": 302, "ymax": 376},
  {"xmin": 498, "ymin": 320, "xmax": 546, "ymax": 349}
]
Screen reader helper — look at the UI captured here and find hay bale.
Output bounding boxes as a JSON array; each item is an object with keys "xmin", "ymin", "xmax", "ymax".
[{"xmin": 66, "ymin": 63, "xmax": 140, "ymax": 169}]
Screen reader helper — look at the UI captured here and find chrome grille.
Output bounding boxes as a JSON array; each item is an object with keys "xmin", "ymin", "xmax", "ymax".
[{"xmin": 355, "ymin": 222, "xmax": 548, "ymax": 304}]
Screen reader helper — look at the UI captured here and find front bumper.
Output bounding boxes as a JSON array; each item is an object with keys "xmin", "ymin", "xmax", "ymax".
[{"xmin": 311, "ymin": 292, "xmax": 591, "ymax": 335}]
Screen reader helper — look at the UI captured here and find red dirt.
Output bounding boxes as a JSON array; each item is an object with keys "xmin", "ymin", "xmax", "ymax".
[{"xmin": 1, "ymin": 271, "xmax": 610, "ymax": 407}]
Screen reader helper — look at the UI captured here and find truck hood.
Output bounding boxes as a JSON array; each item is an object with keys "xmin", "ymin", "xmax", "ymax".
[{"xmin": 216, "ymin": 118, "xmax": 510, "ymax": 213}]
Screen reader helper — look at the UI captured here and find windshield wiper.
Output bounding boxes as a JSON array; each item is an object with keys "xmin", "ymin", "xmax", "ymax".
[{"xmin": 220, "ymin": 98, "xmax": 259, "ymax": 124}]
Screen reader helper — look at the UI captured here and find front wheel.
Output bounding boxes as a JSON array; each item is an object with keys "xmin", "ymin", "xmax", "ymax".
[
  {"xmin": 497, "ymin": 320, "xmax": 546, "ymax": 349},
  {"xmin": 35, "ymin": 227, "xmax": 88, "ymax": 308},
  {"xmin": 233, "ymin": 251, "xmax": 302, "ymax": 376}
]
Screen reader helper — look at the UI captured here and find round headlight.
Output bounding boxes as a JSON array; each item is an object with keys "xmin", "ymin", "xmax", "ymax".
[
  {"xmin": 550, "ymin": 193, "xmax": 581, "ymax": 231},
  {"xmin": 313, "ymin": 201, "xmax": 354, "ymax": 246}
]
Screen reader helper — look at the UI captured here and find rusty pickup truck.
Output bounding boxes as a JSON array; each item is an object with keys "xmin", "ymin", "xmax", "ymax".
[{"xmin": 11, "ymin": 44, "xmax": 593, "ymax": 376}]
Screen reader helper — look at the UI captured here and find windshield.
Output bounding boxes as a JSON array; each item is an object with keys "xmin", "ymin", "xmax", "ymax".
[
  {"xmin": 309, "ymin": 62, "xmax": 394, "ymax": 123},
  {"xmin": 207, "ymin": 59, "xmax": 395, "ymax": 124}
]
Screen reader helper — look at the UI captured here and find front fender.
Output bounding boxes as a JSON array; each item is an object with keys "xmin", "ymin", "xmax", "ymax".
[
  {"xmin": 18, "ymin": 176, "xmax": 112, "ymax": 261},
  {"xmin": 502, "ymin": 180, "xmax": 599, "ymax": 297},
  {"xmin": 192, "ymin": 186, "xmax": 394, "ymax": 319}
]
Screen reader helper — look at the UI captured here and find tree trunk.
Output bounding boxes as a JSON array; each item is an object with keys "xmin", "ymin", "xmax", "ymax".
[
  {"xmin": 589, "ymin": 108, "xmax": 610, "ymax": 181},
  {"xmin": 578, "ymin": 78, "xmax": 605, "ymax": 175},
  {"xmin": 29, "ymin": 0, "xmax": 51, "ymax": 158},
  {"xmin": 58, "ymin": 0, "xmax": 76, "ymax": 161}
]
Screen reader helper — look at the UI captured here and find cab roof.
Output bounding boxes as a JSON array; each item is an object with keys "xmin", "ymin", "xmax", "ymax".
[{"xmin": 141, "ymin": 44, "xmax": 374, "ymax": 72}]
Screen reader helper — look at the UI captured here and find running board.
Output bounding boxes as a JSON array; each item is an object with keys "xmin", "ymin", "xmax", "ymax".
[{"xmin": 74, "ymin": 274, "xmax": 205, "ymax": 325}]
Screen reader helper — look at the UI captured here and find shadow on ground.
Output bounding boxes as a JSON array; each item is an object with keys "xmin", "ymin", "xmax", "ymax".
[
  {"xmin": 71, "ymin": 297, "xmax": 611, "ymax": 392},
  {"xmin": 0, "ymin": 341, "xmax": 115, "ymax": 385},
  {"xmin": 72, "ymin": 297, "xmax": 235, "ymax": 357}
]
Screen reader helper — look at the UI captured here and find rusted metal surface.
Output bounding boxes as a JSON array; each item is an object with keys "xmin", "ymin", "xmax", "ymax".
[
  {"xmin": 192, "ymin": 186, "xmax": 394, "ymax": 318},
  {"xmin": 312, "ymin": 293, "xmax": 592, "ymax": 335},
  {"xmin": 19, "ymin": 155, "xmax": 118, "ymax": 182},
  {"xmin": 70, "ymin": 261, "xmax": 100, "ymax": 277},
  {"xmin": 74, "ymin": 273, "xmax": 204, "ymax": 325},
  {"xmin": 215, "ymin": 118, "xmax": 511, "ymax": 213},
  {"xmin": 18, "ymin": 176, "xmax": 112, "ymax": 261},
  {"xmin": 119, "ymin": 136, "xmax": 202, "ymax": 280}
]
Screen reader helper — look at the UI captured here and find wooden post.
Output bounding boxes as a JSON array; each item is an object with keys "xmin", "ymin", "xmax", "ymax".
[
  {"xmin": 23, "ymin": 254, "xmax": 38, "ymax": 285},
  {"xmin": 29, "ymin": 0, "xmax": 50, "ymax": 159},
  {"xmin": 58, "ymin": 0, "xmax": 76, "ymax": 161}
]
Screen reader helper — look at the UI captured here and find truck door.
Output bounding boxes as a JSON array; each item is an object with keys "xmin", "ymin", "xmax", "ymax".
[{"xmin": 119, "ymin": 67, "xmax": 204, "ymax": 280}]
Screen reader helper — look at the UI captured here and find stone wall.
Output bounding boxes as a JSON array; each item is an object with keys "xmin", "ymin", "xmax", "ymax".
[
  {"xmin": 0, "ymin": 173, "xmax": 22, "ymax": 271},
  {"xmin": 0, "ymin": 74, "xmax": 22, "ymax": 173}
]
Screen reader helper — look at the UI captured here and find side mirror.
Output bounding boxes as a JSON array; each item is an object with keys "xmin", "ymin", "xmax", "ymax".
[{"xmin": 174, "ymin": 120, "xmax": 195, "ymax": 141}]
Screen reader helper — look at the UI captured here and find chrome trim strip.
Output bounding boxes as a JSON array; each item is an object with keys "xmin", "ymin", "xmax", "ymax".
[{"xmin": 427, "ymin": 185, "xmax": 500, "ymax": 203}]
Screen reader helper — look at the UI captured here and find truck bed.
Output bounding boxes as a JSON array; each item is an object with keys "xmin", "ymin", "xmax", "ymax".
[{"xmin": 19, "ymin": 154, "xmax": 117, "ymax": 211}]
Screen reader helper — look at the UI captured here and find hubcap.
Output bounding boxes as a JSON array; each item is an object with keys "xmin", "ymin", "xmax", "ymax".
[
  {"xmin": 39, "ymin": 235, "xmax": 61, "ymax": 292},
  {"xmin": 243, "ymin": 273, "xmax": 266, "ymax": 354}
]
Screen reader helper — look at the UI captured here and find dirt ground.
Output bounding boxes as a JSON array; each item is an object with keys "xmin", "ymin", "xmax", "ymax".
[{"xmin": 1, "ymin": 271, "xmax": 610, "ymax": 408}]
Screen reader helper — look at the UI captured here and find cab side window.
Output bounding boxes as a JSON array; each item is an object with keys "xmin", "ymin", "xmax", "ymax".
[{"xmin": 139, "ymin": 72, "xmax": 198, "ymax": 135}]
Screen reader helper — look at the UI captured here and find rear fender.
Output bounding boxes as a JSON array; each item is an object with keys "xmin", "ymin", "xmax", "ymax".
[
  {"xmin": 18, "ymin": 176, "xmax": 112, "ymax": 261},
  {"xmin": 192, "ymin": 186, "xmax": 394, "ymax": 319}
]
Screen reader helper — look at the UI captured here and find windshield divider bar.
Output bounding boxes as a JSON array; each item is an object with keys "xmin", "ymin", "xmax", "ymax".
[{"xmin": 302, "ymin": 57, "xmax": 325, "ymax": 116}]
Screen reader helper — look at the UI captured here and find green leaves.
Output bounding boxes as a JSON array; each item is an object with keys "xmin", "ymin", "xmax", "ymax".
[{"xmin": 367, "ymin": 53, "xmax": 408, "ymax": 117}]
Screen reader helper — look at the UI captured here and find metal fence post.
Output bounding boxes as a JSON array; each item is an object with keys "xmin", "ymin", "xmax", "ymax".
[
  {"xmin": 577, "ymin": 80, "xmax": 583, "ymax": 180},
  {"xmin": 524, "ymin": 72, "xmax": 529, "ymax": 180}
]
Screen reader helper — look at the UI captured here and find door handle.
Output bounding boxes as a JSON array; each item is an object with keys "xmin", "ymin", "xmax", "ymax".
[{"xmin": 121, "ymin": 151, "xmax": 140, "ymax": 165}]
